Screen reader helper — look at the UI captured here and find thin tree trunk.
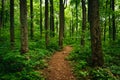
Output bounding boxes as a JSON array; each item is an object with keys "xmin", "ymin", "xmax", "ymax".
[
  {"xmin": 0, "ymin": 0, "xmax": 4, "ymax": 36},
  {"xmin": 69, "ymin": 19, "xmax": 72, "ymax": 37},
  {"xmin": 109, "ymin": 0, "xmax": 112, "ymax": 41},
  {"xmin": 103, "ymin": 0, "xmax": 108, "ymax": 41},
  {"xmin": 1, "ymin": 0, "xmax": 4, "ymax": 27},
  {"xmin": 59, "ymin": 0, "xmax": 64, "ymax": 49},
  {"xmin": 50, "ymin": 0, "xmax": 55, "ymax": 37},
  {"xmin": 30, "ymin": 0, "xmax": 34, "ymax": 39},
  {"xmin": 56, "ymin": 17, "xmax": 59, "ymax": 36},
  {"xmin": 89, "ymin": 0, "xmax": 104, "ymax": 67},
  {"xmin": 40, "ymin": 0, "xmax": 42, "ymax": 38},
  {"xmin": 88, "ymin": 0, "xmax": 90, "ymax": 22},
  {"xmin": 10, "ymin": 0, "xmax": 15, "ymax": 49},
  {"xmin": 45, "ymin": 0, "xmax": 49, "ymax": 48},
  {"xmin": 111, "ymin": 0, "xmax": 116, "ymax": 41},
  {"xmin": 71, "ymin": 10, "xmax": 74, "ymax": 37},
  {"xmin": 20, "ymin": 0, "xmax": 28, "ymax": 53},
  {"xmin": 75, "ymin": 0, "xmax": 78, "ymax": 37},
  {"xmin": 81, "ymin": 0, "xmax": 86, "ymax": 46}
]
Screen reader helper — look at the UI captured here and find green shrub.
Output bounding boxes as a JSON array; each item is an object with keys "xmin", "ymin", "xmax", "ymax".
[{"xmin": 90, "ymin": 68, "xmax": 116, "ymax": 80}]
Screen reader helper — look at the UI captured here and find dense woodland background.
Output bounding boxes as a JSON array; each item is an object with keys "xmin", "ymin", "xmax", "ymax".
[{"xmin": 0, "ymin": 0, "xmax": 120, "ymax": 80}]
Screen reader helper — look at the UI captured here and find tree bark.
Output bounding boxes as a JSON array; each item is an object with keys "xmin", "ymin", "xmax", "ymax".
[
  {"xmin": 89, "ymin": 0, "xmax": 104, "ymax": 67},
  {"xmin": 40, "ymin": 0, "xmax": 42, "ymax": 38},
  {"xmin": 71, "ymin": 10, "xmax": 74, "ymax": 37},
  {"xmin": 88, "ymin": 0, "xmax": 90, "ymax": 22},
  {"xmin": 81, "ymin": 0, "xmax": 86, "ymax": 46},
  {"xmin": 45, "ymin": 0, "xmax": 49, "ymax": 48},
  {"xmin": 0, "ymin": 0, "xmax": 4, "ymax": 36},
  {"xmin": 75, "ymin": 0, "xmax": 78, "ymax": 37},
  {"xmin": 20, "ymin": 0, "xmax": 28, "ymax": 53},
  {"xmin": 59, "ymin": 0, "xmax": 64, "ymax": 49},
  {"xmin": 111, "ymin": 0, "xmax": 116, "ymax": 41},
  {"xmin": 103, "ymin": 0, "xmax": 108, "ymax": 41},
  {"xmin": 30, "ymin": 0, "xmax": 34, "ymax": 39},
  {"xmin": 109, "ymin": 0, "xmax": 112, "ymax": 41},
  {"xmin": 56, "ymin": 17, "xmax": 59, "ymax": 35},
  {"xmin": 50, "ymin": 0, "xmax": 55, "ymax": 37},
  {"xmin": 10, "ymin": 0, "xmax": 15, "ymax": 49}
]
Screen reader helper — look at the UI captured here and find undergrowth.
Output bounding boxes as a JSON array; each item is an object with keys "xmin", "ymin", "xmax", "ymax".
[
  {"xmin": 0, "ymin": 37, "xmax": 59, "ymax": 80},
  {"xmin": 67, "ymin": 40, "xmax": 120, "ymax": 80}
]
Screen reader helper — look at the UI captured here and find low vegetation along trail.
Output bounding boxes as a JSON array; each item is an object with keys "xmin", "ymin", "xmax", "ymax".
[{"xmin": 44, "ymin": 46, "xmax": 76, "ymax": 80}]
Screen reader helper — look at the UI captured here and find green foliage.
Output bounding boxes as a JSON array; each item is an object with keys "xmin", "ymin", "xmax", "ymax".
[
  {"xmin": 1, "ymin": 51, "xmax": 25, "ymax": 73},
  {"xmin": 67, "ymin": 45, "xmax": 90, "ymax": 79},
  {"xmin": 0, "ymin": 38, "xmax": 54, "ymax": 80},
  {"xmin": 0, "ymin": 49, "xmax": 47, "ymax": 80},
  {"xmin": 67, "ymin": 41, "xmax": 120, "ymax": 80},
  {"xmin": 64, "ymin": 37, "xmax": 77, "ymax": 45},
  {"xmin": 90, "ymin": 68, "xmax": 116, "ymax": 80},
  {"xmin": 47, "ymin": 38, "xmax": 60, "ymax": 52},
  {"xmin": 0, "ymin": 70, "xmax": 44, "ymax": 80}
]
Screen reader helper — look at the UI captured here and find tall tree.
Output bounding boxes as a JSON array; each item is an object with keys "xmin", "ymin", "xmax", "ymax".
[
  {"xmin": 81, "ymin": 0, "xmax": 86, "ymax": 46},
  {"xmin": 30, "ymin": 0, "xmax": 34, "ymax": 39},
  {"xmin": 88, "ymin": 0, "xmax": 90, "ymax": 22},
  {"xmin": 40, "ymin": 0, "xmax": 42, "ymax": 38},
  {"xmin": 59, "ymin": 0, "xmax": 64, "ymax": 48},
  {"xmin": 10, "ymin": 0, "xmax": 15, "ymax": 49},
  {"xmin": 71, "ymin": 10, "xmax": 74, "ymax": 37},
  {"xmin": 103, "ymin": 0, "xmax": 108, "ymax": 41},
  {"xmin": 111, "ymin": 0, "xmax": 116, "ymax": 41},
  {"xmin": 75, "ymin": 0, "xmax": 78, "ymax": 36},
  {"xmin": 109, "ymin": 0, "xmax": 112, "ymax": 41},
  {"xmin": 20, "ymin": 0, "xmax": 28, "ymax": 53},
  {"xmin": 55, "ymin": 17, "xmax": 59, "ymax": 35},
  {"xmin": 45, "ymin": 0, "xmax": 49, "ymax": 47},
  {"xmin": 89, "ymin": 0, "xmax": 104, "ymax": 67},
  {"xmin": 50, "ymin": 0, "xmax": 55, "ymax": 37},
  {"xmin": 0, "ymin": 0, "xmax": 4, "ymax": 35}
]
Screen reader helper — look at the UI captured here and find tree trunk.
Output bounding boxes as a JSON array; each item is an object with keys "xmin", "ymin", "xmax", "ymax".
[
  {"xmin": 103, "ymin": 0, "xmax": 108, "ymax": 41},
  {"xmin": 71, "ymin": 10, "xmax": 74, "ymax": 37},
  {"xmin": 88, "ymin": 0, "xmax": 90, "ymax": 22},
  {"xmin": 89, "ymin": 0, "xmax": 104, "ymax": 67},
  {"xmin": 0, "ymin": 0, "xmax": 4, "ymax": 36},
  {"xmin": 10, "ymin": 0, "xmax": 15, "ymax": 49},
  {"xmin": 50, "ymin": 0, "xmax": 55, "ymax": 37},
  {"xmin": 75, "ymin": 0, "xmax": 78, "ymax": 37},
  {"xmin": 20, "ymin": 0, "xmax": 28, "ymax": 53},
  {"xmin": 45, "ymin": 0, "xmax": 49, "ymax": 48},
  {"xmin": 81, "ymin": 0, "xmax": 86, "ymax": 46},
  {"xmin": 30, "ymin": 0, "xmax": 34, "ymax": 39},
  {"xmin": 59, "ymin": 0, "xmax": 64, "ymax": 49},
  {"xmin": 40, "ymin": 0, "xmax": 42, "ymax": 38},
  {"xmin": 55, "ymin": 17, "xmax": 59, "ymax": 36},
  {"xmin": 69, "ymin": 19, "xmax": 72, "ymax": 37},
  {"xmin": 1, "ymin": 0, "xmax": 4, "ymax": 27},
  {"xmin": 111, "ymin": 0, "xmax": 116, "ymax": 41}
]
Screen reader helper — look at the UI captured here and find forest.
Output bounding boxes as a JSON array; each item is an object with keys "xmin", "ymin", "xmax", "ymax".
[{"xmin": 0, "ymin": 0, "xmax": 120, "ymax": 80}]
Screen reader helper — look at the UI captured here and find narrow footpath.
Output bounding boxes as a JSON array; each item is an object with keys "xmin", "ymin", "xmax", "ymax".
[{"xmin": 44, "ymin": 46, "xmax": 76, "ymax": 80}]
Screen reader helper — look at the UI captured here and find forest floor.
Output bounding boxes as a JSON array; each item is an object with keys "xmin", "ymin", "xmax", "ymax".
[{"xmin": 43, "ymin": 46, "xmax": 76, "ymax": 80}]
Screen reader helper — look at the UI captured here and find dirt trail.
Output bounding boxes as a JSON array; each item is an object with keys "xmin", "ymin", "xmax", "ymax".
[{"xmin": 44, "ymin": 46, "xmax": 76, "ymax": 80}]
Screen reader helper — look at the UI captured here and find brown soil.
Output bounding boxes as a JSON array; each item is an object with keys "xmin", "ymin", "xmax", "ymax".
[{"xmin": 44, "ymin": 46, "xmax": 76, "ymax": 80}]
